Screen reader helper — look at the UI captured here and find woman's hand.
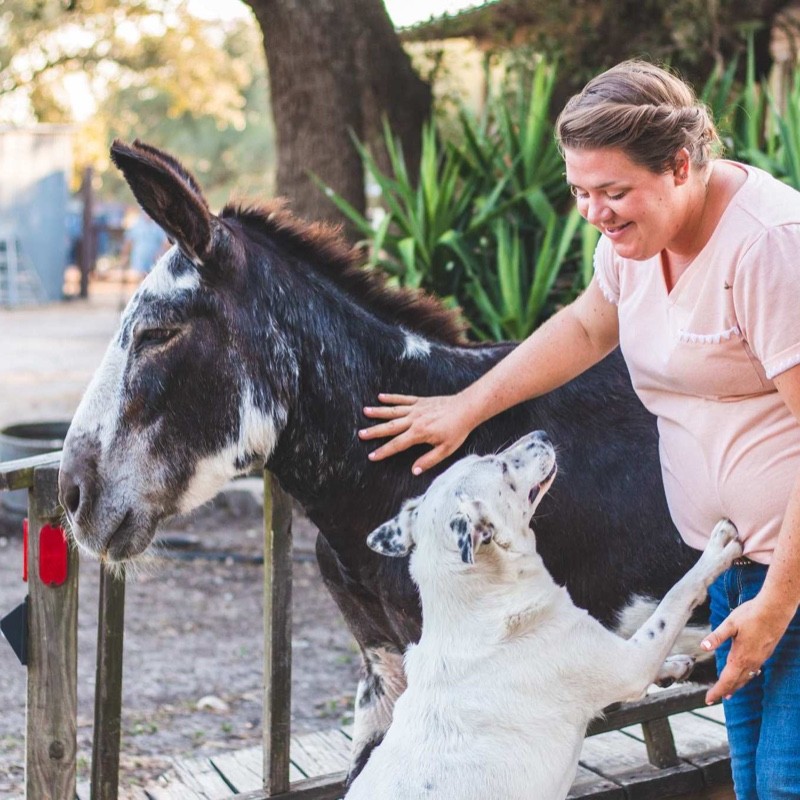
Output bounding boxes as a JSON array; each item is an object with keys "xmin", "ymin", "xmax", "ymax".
[
  {"xmin": 359, "ymin": 393, "xmax": 475, "ymax": 474},
  {"xmin": 701, "ymin": 594, "xmax": 794, "ymax": 704}
]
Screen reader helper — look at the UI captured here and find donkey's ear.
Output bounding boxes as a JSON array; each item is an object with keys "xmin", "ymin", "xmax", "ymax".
[
  {"xmin": 449, "ymin": 497, "xmax": 496, "ymax": 565},
  {"xmin": 110, "ymin": 139, "xmax": 212, "ymax": 265},
  {"xmin": 366, "ymin": 497, "xmax": 420, "ymax": 558}
]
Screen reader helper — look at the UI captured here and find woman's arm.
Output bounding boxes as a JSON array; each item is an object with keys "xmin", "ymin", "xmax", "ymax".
[
  {"xmin": 359, "ymin": 278, "xmax": 620, "ymax": 474},
  {"xmin": 703, "ymin": 361, "xmax": 800, "ymax": 703}
]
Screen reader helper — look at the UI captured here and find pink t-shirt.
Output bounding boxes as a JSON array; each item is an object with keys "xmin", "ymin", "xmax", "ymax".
[{"xmin": 594, "ymin": 163, "xmax": 800, "ymax": 563}]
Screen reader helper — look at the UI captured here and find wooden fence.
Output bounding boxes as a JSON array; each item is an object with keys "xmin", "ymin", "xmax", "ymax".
[{"xmin": 0, "ymin": 451, "xmax": 730, "ymax": 800}]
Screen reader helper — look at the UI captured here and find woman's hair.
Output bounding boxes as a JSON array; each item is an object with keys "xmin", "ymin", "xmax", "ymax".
[{"xmin": 555, "ymin": 60, "xmax": 721, "ymax": 173}]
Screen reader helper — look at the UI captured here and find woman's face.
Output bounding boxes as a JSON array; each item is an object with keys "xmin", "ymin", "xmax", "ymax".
[{"xmin": 564, "ymin": 146, "xmax": 690, "ymax": 261}]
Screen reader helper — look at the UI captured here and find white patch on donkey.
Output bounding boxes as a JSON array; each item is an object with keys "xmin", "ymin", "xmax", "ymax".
[{"xmin": 345, "ymin": 431, "xmax": 741, "ymax": 800}]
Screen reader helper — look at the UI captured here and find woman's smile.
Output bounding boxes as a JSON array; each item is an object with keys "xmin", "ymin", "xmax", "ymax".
[{"xmin": 603, "ymin": 221, "xmax": 633, "ymax": 238}]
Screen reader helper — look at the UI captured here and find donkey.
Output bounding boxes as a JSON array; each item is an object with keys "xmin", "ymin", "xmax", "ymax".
[{"xmin": 59, "ymin": 140, "xmax": 708, "ymax": 780}]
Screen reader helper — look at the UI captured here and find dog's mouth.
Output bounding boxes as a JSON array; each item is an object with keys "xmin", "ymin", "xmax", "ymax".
[{"xmin": 528, "ymin": 463, "xmax": 557, "ymax": 506}]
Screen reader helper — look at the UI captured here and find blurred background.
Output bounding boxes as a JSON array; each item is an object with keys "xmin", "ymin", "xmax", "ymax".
[{"xmin": 2, "ymin": 0, "xmax": 800, "ymax": 338}]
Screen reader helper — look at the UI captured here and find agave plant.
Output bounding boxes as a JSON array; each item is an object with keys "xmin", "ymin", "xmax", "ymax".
[{"xmin": 320, "ymin": 60, "xmax": 584, "ymax": 341}]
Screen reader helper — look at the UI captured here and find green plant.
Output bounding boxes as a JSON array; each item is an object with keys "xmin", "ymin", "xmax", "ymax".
[
  {"xmin": 746, "ymin": 72, "xmax": 800, "ymax": 191},
  {"xmin": 457, "ymin": 207, "xmax": 583, "ymax": 340},
  {"xmin": 321, "ymin": 60, "xmax": 583, "ymax": 341}
]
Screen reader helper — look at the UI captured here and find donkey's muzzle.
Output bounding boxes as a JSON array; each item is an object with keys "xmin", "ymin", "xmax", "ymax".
[{"xmin": 58, "ymin": 443, "xmax": 99, "ymax": 531}]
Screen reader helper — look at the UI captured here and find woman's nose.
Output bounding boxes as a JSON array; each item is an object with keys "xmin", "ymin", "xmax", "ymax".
[{"xmin": 585, "ymin": 197, "xmax": 611, "ymax": 227}]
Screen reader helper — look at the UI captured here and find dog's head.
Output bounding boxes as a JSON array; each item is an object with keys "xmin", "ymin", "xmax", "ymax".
[{"xmin": 367, "ymin": 431, "xmax": 556, "ymax": 569}]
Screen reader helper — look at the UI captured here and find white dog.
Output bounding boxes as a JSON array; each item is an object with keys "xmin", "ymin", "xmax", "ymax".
[{"xmin": 345, "ymin": 431, "xmax": 741, "ymax": 800}]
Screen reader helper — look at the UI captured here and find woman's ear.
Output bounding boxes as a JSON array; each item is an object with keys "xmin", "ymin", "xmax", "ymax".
[{"xmin": 672, "ymin": 147, "xmax": 692, "ymax": 185}]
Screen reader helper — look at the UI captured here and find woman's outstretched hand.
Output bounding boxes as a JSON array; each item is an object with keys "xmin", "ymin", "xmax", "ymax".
[{"xmin": 359, "ymin": 393, "xmax": 474, "ymax": 475}]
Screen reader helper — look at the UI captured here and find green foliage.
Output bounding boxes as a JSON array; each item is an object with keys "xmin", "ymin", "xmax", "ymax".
[
  {"xmin": 700, "ymin": 36, "xmax": 800, "ymax": 193},
  {"xmin": 324, "ymin": 60, "xmax": 590, "ymax": 341},
  {"xmin": 0, "ymin": 0, "xmax": 274, "ymax": 204},
  {"xmin": 328, "ymin": 43, "xmax": 800, "ymax": 344}
]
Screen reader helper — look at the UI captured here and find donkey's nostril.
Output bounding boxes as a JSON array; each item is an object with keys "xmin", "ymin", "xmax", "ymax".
[{"xmin": 63, "ymin": 482, "xmax": 81, "ymax": 517}]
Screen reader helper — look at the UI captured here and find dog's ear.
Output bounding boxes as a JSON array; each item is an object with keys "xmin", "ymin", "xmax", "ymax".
[
  {"xmin": 366, "ymin": 497, "xmax": 420, "ymax": 558},
  {"xmin": 449, "ymin": 497, "xmax": 496, "ymax": 565}
]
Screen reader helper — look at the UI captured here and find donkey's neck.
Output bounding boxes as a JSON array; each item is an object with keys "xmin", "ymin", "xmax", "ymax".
[{"xmin": 260, "ymin": 279, "xmax": 505, "ymax": 549}]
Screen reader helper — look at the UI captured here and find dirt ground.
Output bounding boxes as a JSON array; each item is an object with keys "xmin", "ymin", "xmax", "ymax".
[{"xmin": 0, "ymin": 279, "xmax": 362, "ymax": 798}]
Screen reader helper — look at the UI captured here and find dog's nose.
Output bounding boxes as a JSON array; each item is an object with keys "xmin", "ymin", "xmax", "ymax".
[{"xmin": 527, "ymin": 430, "xmax": 552, "ymax": 448}]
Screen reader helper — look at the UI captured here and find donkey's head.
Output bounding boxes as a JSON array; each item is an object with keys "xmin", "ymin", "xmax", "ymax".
[{"xmin": 59, "ymin": 141, "xmax": 295, "ymax": 560}]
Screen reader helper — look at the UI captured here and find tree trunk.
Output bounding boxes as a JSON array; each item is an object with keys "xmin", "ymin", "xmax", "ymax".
[{"xmin": 246, "ymin": 0, "xmax": 432, "ymax": 230}]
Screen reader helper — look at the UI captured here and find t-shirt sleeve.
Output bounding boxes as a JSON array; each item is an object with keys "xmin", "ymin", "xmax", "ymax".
[
  {"xmin": 734, "ymin": 224, "xmax": 800, "ymax": 380},
  {"xmin": 592, "ymin": 234, "xmax": 620, "ymax": 306}
]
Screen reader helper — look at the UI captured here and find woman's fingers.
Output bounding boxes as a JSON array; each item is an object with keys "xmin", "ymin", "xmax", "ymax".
[
  {"xmin": 363, "ymin": 404, "xmax": 411, "ymax": 420},
  {"xmin": 367, "ymin": 430, "xmax": 422, "ymax": 462},
  {"xmin": 412, "ymin": 443, "xmax": 456, "ymax": 475},
  {"xmin": 359, "ymin": 417, "xmax": 412, "ymax": 441},
  {"xmin": 359, "ymin": 393, "xmax": 466, "ymax": 469},
  {"xmin": 376, "ymin": 393, "xmax": 418, "ymax": 404}
]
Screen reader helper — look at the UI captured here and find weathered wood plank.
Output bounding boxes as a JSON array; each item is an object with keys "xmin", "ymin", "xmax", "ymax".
[
  {"xmin": 587, "ymin": 684, "xmax": 708, "ymax": 736},
  {"xmin": 579, "ymin": 729, "xmax": 702, "ymax": 800},
  {"xmin": 678, "ymin": 787, "xmax": 735, "ymax": 800},
  {"xmin": 289, "ymin": 730, "xmax": 351, "ymax": 778},
  {"xmin": 147, "ymin": 756, "xmax": 233, "ymax": 799},
  {"xmin": 210, "ymin": 748, "xmax": 262, "ymax": 793},
  {"xmin": 691, "ymin": 702, "xmax": 726, "ymax": 725},
  {"xmin": 212, "ymin": 745, "xmax": 305, "ymax": 791},
  {"xmin": 91, "ymin": 564, "xmax": 127, "ymax": 800},
  {"xmin": 26, "ymin": 465, "xmax": 79, "ymax": 800},
  {"xmin": 567, "ymin": 764, "xmax": 624, "ymax": 798},
  {"xmin": 231, "ymin": 771, "xmax": 347, "ymax": 800},
  {"xmin": 0, "ymin": 451, "xmax": 61, "ymax": 491},
  {"xmin": 641, "ymin": 716, "xmax": 679, "ymax": 768},
  {"xmin": 626, "ymin": 710, "xmax": 729, "ymax": 759},
  {"xmin": 664, "ymin": 711, "xmax": 731, "ymax": 786},
  {"xmin": 263, "ymin": 472, "xmax": 294, "ymax": 795}
]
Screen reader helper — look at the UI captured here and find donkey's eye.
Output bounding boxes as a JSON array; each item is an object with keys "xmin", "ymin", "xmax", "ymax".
[{"xmin": 135, "ymin": 328, "xmax": 177, "ymax": 349}]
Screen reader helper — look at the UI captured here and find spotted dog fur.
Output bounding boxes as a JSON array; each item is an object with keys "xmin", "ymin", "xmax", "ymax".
[
  {"xmin": 60, "ymin": 141, "xmax": 715, "ymax": 782},
  {"xmin": 346, "ymin": 435, "xmax": 742, "ymax": 800}
]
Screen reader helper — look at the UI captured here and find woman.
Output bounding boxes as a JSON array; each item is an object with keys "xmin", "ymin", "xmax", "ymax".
[{"xmin": 359, "ymin": 61, "xmax": 800, "ymax": 799}]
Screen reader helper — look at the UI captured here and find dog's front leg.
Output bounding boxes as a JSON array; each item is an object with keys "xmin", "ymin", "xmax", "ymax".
[{"xmin": 610, "ymin": 519, "xmax": 742, "ymax": 701}]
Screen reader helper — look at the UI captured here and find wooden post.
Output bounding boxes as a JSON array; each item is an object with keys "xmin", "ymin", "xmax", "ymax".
[
  {"xmin": 263, "ymin": 471, "xmax": 294, "ymax": 795},
  {"xmin": 26, "ymin": 464, "xmax": 79, "ymax": 800},
  {"xmin": 91, "ymin": 564, "xmax": 126, "ymax": 800},
  {"xmin": 79, "ymin": 166, "xmax": 94, "ymax": 300},
  {"xmin": 641, "ymin": 716, "xmax": 680, "ymax": 768}
]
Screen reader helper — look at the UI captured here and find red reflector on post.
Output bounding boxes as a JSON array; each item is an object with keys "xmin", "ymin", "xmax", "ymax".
[
  {"xmin": 22, "ymin": 519, "xmax": 28, "ymax": 583},
  {"xmin": 39, "ymin": 524, "xmax": 68, "ymax": 586}
]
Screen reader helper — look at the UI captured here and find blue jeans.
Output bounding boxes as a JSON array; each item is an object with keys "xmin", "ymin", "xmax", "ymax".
[{"xmin": 708, "ymin": 564, "xmax": 800, "ymax": 799}]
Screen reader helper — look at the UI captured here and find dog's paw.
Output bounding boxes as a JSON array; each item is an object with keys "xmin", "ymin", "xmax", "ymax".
[
  {"xmin": 703, "ymin": 518, "xmax": 742, "ymax": 567},
  {"xmin": 654, "ymin": 654, "xmax": 696, "ymax": 687},
  {"xmin": 709, "ymin": 518, "xmax": 739, "ymax": 549}
]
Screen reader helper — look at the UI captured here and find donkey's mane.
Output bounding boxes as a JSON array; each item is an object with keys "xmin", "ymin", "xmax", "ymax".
[{"xmin": 221, "ymin": 200, "xmax": 467, "ymax": 345}]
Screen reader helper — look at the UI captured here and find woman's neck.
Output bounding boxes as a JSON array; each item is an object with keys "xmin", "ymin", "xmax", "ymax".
[{"xmin": 663, "ymin": 161, "xmax": 746, "ymax": 289}]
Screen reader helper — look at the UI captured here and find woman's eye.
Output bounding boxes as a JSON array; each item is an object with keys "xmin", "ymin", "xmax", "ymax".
[
  {"xmin": 608, "ymin": 191, "xmax": 627, "ymax": 201},
  {"xmin": 570, "ymin": 186, "xmax": 588, "ymax": 199},
  {"xmin": 135, "ymin": 328, "xmax": 177, "ymax": 348}
]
